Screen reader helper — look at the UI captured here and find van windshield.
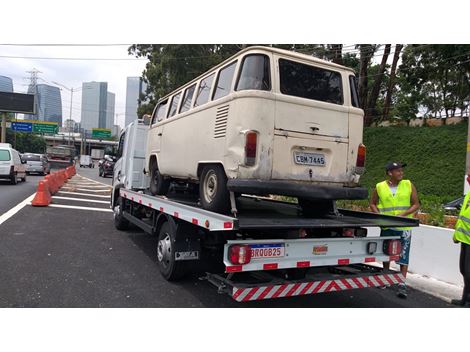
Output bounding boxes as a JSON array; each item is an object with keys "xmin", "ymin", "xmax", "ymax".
[{"xmin": 0, "ymin": 150, "xmax": 11, "ymax": 161}]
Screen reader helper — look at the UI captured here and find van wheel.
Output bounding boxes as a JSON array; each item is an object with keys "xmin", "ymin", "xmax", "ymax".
[
  {"xmin": 157, "ymin": 221, "xmax": 188, "ymax": 281},
  {"xmin": 114, "ymin": 196, "xmax": 130, "ymax": 230},
  {"xmin": 199, "ymin": 165, "xmax": 230, "ymax": 213},
  {"xmin": 10, "ymin": 173, "xmax": 18, "ymax": 185},
  {"xmin": 150, "ymin": 162, "xmax": 170, "ymax": 195}
]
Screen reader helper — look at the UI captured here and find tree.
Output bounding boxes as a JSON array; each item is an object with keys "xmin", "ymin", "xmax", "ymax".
[
  {"xmin": 383, "ymin": 44, "xmax": 403, "ymax": 120},
  {"xmin": 357, "ymin": 44, "xmax": 376, "ymax": 115},
  {"xmin": 6, "ymin": 130, "xmax": 46, "ymax": 153}
]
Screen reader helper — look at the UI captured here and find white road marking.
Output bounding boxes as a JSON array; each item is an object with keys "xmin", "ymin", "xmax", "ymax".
[
  {"xmin": 57, "ymin": 191, "xmax": 110, "ymax": 198},
  {"xmin": 0, "ymin": 193, "xmax": 36, "ymax": 226},
  {"xmin": 52, "ymin": 196, "xmax": 110, "ymax": 204},
  {"xmin": 75, "ymin": 174, "xmax": 112, "ymax": 187},
  {"xmin": 61, "ymin": 187, "xmax": 111, "ymax": 193},
  {"xmin": 64, "ymin": 184, "xmax": 112, "ymax": 189},
  {"xmin": 48, "ymin": 204, "xmax": 113, "ymax": 212}
]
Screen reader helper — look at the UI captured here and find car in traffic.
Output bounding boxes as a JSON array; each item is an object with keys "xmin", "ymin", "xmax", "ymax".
[
  {"xmin": 99, "ymin": 155, "xmax": 116, "ymax": 177},
  {"xmin": 22, "ymin": 153, "xmax": 50, "ymax": 175},
  {"xmin": 0, "ymin": 143, "xmax": 27, "ymax": 184},
  {"xmin": 79, "ymin": 155, "xmax": 94, "ymax": 168}
]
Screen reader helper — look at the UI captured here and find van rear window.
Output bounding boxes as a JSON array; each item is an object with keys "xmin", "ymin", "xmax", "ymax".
[
  {"xmin": 279, "ymin": 59, "xmax": 343, "ymax": 105},
  {"xmin": 236, "ymin": 54, "xmax": 271, "ymax": 91},
  {"xmin": 0, "ymin": 150, "xmax": 11, "ymax": 161}
]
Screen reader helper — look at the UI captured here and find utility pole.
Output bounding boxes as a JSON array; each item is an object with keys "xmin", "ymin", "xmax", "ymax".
[{"xmin": 1, "ymin": 112, "xmax": 6, "ymax": 143}]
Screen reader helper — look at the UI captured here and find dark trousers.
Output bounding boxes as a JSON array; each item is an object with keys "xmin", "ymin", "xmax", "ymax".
[{"xmin": 459, "ymin": 242, "xmax": 470, "ymax": 302}]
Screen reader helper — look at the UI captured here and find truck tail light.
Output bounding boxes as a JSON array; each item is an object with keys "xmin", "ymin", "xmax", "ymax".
[
  {"xmin": 342, "ymin": 228, "xmax": 354, "ymax": 237},
  {"xmin": 245, "ymin": 131, "xmax": 257, "ymax": 166},
  {"xmin": 228, "ymin": 244, "xmax": 252, "ymax": 265},
  {"xmin": 384, "ymin": 239, "xmax": 401, "ymax": 256},
  {"xmin": 356, "ymin": 144, "xmax": 366, "ymax": 172}
]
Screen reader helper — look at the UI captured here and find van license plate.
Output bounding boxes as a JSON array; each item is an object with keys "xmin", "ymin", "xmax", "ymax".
[
  {"xmin": 250, "ymin": 244, "xmax": 285, "ymax": 259},
  {"xmin": 294, "ymin": 152, "xmax": 326, "ymax": 166}
]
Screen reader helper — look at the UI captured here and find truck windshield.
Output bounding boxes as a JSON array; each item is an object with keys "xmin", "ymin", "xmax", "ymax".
[
  {"xmin": 0, "ymin": 150, "xmax": 11, "ymax": 161},
  {"xmin": 279, "ymin": 58, "xmax": 343, "ymax": 105}
]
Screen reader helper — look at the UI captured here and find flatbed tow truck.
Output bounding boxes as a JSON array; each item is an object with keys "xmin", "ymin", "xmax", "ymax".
[{"xmin": 112, "ymin": 120, "xmax": 418, "ymax": 303}]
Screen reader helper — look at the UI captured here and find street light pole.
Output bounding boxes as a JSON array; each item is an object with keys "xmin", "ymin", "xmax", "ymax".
[{"xmin": 68, "ymin": 88, "xmax": 74, "ymax": 146}]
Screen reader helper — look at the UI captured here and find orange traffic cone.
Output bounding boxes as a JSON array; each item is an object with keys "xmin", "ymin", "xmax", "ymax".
[
  {"xmin": 31, "ymin": 180, "xmax": 52, "ymax": 206},
  {"xmin": 45, "ymin": 174, "xmax": 57, "ymax": 194},
  {"xmin": 61, "ymin": 169, "xmax": 68, "ymax": 183},
  {"xmin": 71, "ymin": 164, "xmax": 76, "ymax": 175},
  {"xmin": 54, "ymin": 171, "xmax": 63, "ymax": 188}
]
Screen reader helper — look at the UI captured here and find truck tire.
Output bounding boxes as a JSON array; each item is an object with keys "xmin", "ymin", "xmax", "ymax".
[
  {"xmin": 199, "ymin": 165, "xmax": 230, "ymax": 214},
  {"xmin": 149, "ymin": 162, "xmax": 170, "ymax": 196},
  {"xmin": 114, "ymin": 196, "xmax": 130, "ymax": 230},
  {"xmin": 157, "ymin": 221, "xmax": 188, "ymax": 281}
]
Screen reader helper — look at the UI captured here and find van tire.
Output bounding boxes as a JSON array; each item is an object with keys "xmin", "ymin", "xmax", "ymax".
[
  {"xmin": 10, "ymin": 172, "xmax": 17, "ymax": 185},
  {"xmin": 199, "ymin": 165, "xmax": 230, "ymax": 214},
  {"xmin": 149, "ymin": 162, "xmax": 170, "ymax": 196},
  {"xmin": 157, "ymin": 221, "xmax": 188, "ymax": 281}
]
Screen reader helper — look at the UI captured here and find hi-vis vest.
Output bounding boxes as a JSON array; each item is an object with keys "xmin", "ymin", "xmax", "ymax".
[
  {"xmin": 454, "ymin": 192, "xmax": 470, "ymax": 245},
  {"xmin": 376, "ymin": 179, "xmax": 413, "ymax": 230}
]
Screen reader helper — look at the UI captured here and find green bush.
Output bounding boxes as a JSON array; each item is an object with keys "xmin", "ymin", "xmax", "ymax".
[{"xmin": 361, "ymin": 124, "xmax": 467, "ymax": 202}]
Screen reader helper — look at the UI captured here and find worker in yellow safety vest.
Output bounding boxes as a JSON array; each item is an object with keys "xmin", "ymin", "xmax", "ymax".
[
  {"xmin": 370, "ymin": 162, "xmax": 420, "ymax": 299},
  {"xmin": 451, "ymin": 175, "xmax": 470, "ymax": 307}
]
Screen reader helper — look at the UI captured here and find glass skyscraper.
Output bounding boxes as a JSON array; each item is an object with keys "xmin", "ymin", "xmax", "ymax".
[
  {"xmin": 106, "ymin": 92, "xmax": 115, "ymax": 130},
  {"xmin": 26, "ymin": 84, "xmax": 63, "ymax": 125},
  {"xmin": 80, "ymin": 82, "xmax": 108, "ymax": 132},
  {"xmin": 0, "ymin": 75, "xmax": 14, "ymax": 92},
  {"xmin": 125, "ymin": 77, "xmax": 147, "ymax": 127}
]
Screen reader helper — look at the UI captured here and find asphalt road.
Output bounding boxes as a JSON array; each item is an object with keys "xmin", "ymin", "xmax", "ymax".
[
  {"xmin": 0, "ymin": 173, "xmax": 45, "ymax": 216},
  {"xmin": 0, "ymin": 167, "xmax": 453, "ymax": 308}
]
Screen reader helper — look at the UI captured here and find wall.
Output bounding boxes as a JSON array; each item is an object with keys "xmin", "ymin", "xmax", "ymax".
[{"xmin": 367, "ymin": 225, "xmax": 463, "ymax": 286}]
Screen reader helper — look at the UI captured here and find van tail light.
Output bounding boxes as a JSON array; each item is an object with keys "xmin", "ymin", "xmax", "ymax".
[
  {"xmin": 228, "ymin": 244, "xmax": 252, "ymax": 265},
  {"xmin": 383, "ymin": 239, "xmax": 401, "ymax": 256},
  {"xmin": 245, "ymin": 131, "xmax": 257, "ymax": 166},
  {"xmin": 355, "ymin": 143, "xmax": 366, "ymax": 174}
]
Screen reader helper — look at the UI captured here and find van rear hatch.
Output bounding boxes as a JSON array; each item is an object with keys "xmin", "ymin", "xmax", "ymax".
[
  {"xmin": 0, "ymin": 149, "xmax": 12, "ymax": 175},
  {"xmin": 272, "ymin": 57, "xmax": 349, "ymax": 184}
]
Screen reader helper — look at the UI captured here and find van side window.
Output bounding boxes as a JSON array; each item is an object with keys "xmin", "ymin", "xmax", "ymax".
[
  {"xmin": 117, "ymin": 132, "xmax": 125, "ymax": 159},
  {"xmin": 194, "ymin": 73, "xmax": 215, "ymax": 107},
  {"xmin": 168, "ymin": 92, "xmax": 182, "ymax": 118},
  {"xmin": 213, "ymin": 61, "xmax": 237, "ymax": 100},
  {"xmin": 279, "ymin": 59, "xmax": 343, "ymax": 105},
  {"xmin": 154, "ymin": 99, "xmax": 169, "ymax": 123},
  {"xmin": 349, "ymin": 75, "xmax": 360, "ymax": 108},
  {"xmin": 180, "ymin": 84, "xmax": 196, "ymax": 113},
  {"xmin": 236, "ymin": 54, "xmax": 271, "ymax": 91}
]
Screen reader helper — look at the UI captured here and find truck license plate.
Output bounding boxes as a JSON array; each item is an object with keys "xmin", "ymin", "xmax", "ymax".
[
  {"xmin": 250, "ymin": 244, "xmax": 285, "ymax": 259},
  {"xmin": 294, "ymin": 152, "xmax": 326, "ymax": 166}
]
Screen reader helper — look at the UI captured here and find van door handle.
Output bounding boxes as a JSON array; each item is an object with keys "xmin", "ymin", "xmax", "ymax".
[{"xmin": 158, "ymin": 133, "xmax": 162, "ymax": 136}]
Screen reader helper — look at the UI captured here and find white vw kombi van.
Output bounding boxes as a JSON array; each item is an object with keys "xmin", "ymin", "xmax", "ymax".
[
  {"xmin": 0, "ymin": 143, "xmax": 27, "ymax": 184},
  {"xmin": 146, "ymin": 46, "xmax": 367, "ymax": 214}
]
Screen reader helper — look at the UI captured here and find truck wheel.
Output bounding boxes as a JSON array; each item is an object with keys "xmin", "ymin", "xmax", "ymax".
[
  {"xmin": 10, "ymin": 172, "xmax": 17, "ymax": 185},
  {"xmin": 199, "ymin": 165, "xmax": 230, "ymax": 213},
  {"xmin": 157, "ymin": 221, "xmax": 187, "ymax": 281},
  {"xmin": 149, "ymin": 162, "xmax": 170, "ymax": 196},
  {"xmin": 114, "ymin": 196, "xmax": 130, "ymax": 230}
]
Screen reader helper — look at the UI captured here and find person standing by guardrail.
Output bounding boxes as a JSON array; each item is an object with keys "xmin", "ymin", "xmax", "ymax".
[
  {"xmin": 451, "ymin": 175, "xmax": 470, "ymax": 307},
  {"xmin": 369, "ymin": 162, "xmax": 420, "ymax": 299}
]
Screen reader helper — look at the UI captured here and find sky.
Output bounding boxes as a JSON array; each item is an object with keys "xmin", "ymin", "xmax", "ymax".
[{"xmin": 0, "ymin": 44, "xmax": 148, "ymax": 128}]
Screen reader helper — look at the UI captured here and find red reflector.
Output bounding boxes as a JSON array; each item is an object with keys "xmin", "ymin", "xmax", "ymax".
[
  {"xmin": 226, "ymin": 265, "xmax": 243, "ymax": 272},
  {"xmin": 297, "ymin": 261, "xmax": 310, "ymax": 268},
  {"xmin": 263, "ymin": 263, "xmax": 278, "ymax": 270},
  {"xmin": 229, "ymin": 245, "xmax": 252, "ymax": 265},
  {"xmin": 223, "ymin": 222, "xmax": 233, "ymax": 229},
  {"xmin": 174, "ymin": 212, "xmax": 179, "ymax": 218},
  {"xmin": 160, "ymin": 207, "xmax": 164, "ymax": 212},
  {"xmin": 356, "ymin": 144, "xmax": 366, "ymax": 168},
  {"xmin": 245, "ymin": 131, "xmax": 257, "ymax": 166},
  {"xmin": 390, "ymin": 255, "xmax": 400, "ymax": 261},
  {"xmin": 148, "ymin": 203, "xmax": 152, "ymax": 207},
  {"xmin": 338, "ymin": 259, "xmax": 350, "ymax": 265},
  {"xmin": 205, "ymin": 220, "xmax": 210, "ymax": 228},
  {"xmin": 131, "ymin": 197, "xmax": 134, "ymax": 201},
  {"xmin": 192, "ymin": 218, "xmax": 198, "ymax": 225},
  {"xmin": 139, "ymin": 199, "xmax": 142, "ymax": 204},
  {"xmin": 365, "ymin": 257, "xmax": 376, "ymax": 263}
]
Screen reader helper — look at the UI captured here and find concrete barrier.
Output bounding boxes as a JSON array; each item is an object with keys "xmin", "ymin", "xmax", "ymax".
[{"xmin": 367, "ymin": 225, "xmax": 463, "ymax": 287}]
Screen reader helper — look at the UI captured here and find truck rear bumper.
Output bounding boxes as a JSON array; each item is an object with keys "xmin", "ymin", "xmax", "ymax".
[{"xmin": 227, "ymin": 179, "xmax": 368, "ymax": 200}]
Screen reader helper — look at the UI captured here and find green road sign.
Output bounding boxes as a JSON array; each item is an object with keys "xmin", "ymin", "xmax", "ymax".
[
  {"xmin": 92, "ymin": 128, "xmax": 112, "ymax": 139},
  {"xmin": 33, "ymin": 122, "xmax": 58, "ymax": 134}
]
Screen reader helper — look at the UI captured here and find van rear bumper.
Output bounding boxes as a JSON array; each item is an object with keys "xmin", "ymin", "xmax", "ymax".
[{"xmin": 227, "ymin": 179, "xmax": 368, "ymax": 200}]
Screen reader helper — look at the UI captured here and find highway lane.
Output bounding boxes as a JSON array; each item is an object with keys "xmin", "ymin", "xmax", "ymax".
[{"xmin": 0, "ymin": 174, "xmax": 44, "ymax": 216}]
